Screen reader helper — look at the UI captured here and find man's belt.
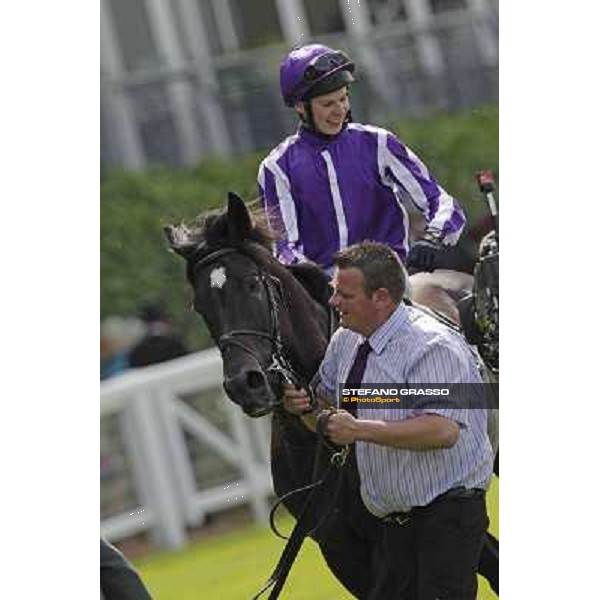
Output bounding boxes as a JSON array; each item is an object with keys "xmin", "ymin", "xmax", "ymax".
[{"xmin": 382, "ymin": 487, "xmax": 486, "ymax": 525}]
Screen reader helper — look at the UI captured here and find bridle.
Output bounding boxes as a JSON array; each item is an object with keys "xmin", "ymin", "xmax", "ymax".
[{"xmin": 190, "ymin": 246, "xmax": 303, "ymax": 398}]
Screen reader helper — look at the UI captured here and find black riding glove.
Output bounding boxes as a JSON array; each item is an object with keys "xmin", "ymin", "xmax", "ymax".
[{"xmin": 407, "ymin": 232, "xmax": 442, "ymax": 273}]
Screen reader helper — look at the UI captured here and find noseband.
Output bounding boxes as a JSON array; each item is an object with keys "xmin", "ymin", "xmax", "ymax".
[{"xmin": 191, "ymin": 246, "xmax": 300, "ymax": 394}]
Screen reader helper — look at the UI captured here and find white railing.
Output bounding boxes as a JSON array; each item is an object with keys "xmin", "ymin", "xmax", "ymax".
[{"xmin": 100, "ymin": 349, "xmax": 273, "ymax": 550}]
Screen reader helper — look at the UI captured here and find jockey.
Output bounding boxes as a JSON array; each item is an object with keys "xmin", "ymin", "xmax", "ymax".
[{"xmin": 258, "ymin": 43, "xmax": 467, "ymax": 275}]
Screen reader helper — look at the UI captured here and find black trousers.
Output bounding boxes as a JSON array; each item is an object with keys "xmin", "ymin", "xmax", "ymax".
[
  {"xmin": 100, "ymin": 538, "xmax": 153, "ymax": 600},
  {"xmin": 479, "ymin": 531, "xmax": 499, "ymax": 595},
  {"xmin": 370, "ymin": 493, "xmax": 489, "ymax": 600}
]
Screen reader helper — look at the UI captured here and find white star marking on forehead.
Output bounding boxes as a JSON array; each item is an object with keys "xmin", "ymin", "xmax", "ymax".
[{"xmin": 210, "ymin": 266, "xmax": 227, "ymax": 289}]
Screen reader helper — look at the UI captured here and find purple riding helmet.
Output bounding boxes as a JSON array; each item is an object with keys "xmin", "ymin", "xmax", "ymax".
[{"xmin": 280, "ymin": 44, "xmax": 355, "ymax": 107}]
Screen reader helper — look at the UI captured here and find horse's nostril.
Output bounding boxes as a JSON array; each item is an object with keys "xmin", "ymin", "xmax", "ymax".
[{"xmin": 246, "ymin": 370, "xmax": 265, "ymax": 390}]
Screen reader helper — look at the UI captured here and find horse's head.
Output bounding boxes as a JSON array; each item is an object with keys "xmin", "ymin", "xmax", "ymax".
[{"xmin": 165, "ymin": 193, "xmax": 331, "ymax": 417}]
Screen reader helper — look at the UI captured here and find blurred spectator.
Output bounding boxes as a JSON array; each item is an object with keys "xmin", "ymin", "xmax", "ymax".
[
  {"xmin": 128, "ymin": 304, "xmax": 188, "ymax": 368},
  {"xmin": 101, "ymin": 316, "xmax": 145, "ymax": 380}
]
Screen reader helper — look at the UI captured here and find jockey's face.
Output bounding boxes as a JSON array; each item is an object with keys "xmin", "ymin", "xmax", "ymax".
[{"xmin": 296, "ymin": 86, "xmax": 350, "ymax": 136}]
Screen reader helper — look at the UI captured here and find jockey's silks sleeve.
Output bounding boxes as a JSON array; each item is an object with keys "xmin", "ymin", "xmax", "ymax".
[{"xmin": 383, "ymin": 133, "xmax": 466, "ymax": 242}]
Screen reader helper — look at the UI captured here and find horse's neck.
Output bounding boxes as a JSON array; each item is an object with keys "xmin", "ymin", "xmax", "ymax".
[
  {"xmin": 283, "ymin": 280, "xmax": 330, "ymax": 382},
  {"xmin": 273, "ymin": 407, "xmax": 320, "ymax": 445}
]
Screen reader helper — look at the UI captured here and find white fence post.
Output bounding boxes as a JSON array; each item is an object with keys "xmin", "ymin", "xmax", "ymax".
[
  {"xmin": 404, "ymin": 0, "xmax": 445, "ymax": 76},
  {"xmin": 100, "ymin": 0, "xmax": 145, "ymax": 169},
  {"xmin": 143, "ymin": 0, "xmax": 203, "ymax": 165},
  {"xmin": 128, "ymin": 391, "xmax": 187, "ymax": 550},
  {"xmin": 275, "ymin": 0, "xmax": 310, "ymax": 44},
  {"xmin": 226, "ymin": 398, "xmax": 270, "ymax": 524},
  {"xmin": 155, "ymin": 387, "xmax": 206, "ymax": 527}
]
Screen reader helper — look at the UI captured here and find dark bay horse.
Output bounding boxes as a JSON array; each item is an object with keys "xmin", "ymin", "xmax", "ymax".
[{"xmin": 165, "ymin": 192, "xmax": 495, "ymax": 597}]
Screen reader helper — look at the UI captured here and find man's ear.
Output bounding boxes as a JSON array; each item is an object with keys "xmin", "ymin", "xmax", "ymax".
[{"xmin": 372, "ymin": 288, "xmax": 393, "ymax": 308}]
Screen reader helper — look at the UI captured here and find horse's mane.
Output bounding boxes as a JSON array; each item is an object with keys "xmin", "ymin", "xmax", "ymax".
[
  {"xmin": 286, "ymin": 262, "xmax": 333, "ymax": 312},
  {"xmin": 171, "ymin": 205, "xmax": 275, "ymax": 251}
]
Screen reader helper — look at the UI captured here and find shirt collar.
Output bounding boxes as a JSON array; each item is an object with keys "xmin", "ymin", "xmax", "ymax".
[
  {"xmin": 298, "ymin": 124, "xmax": 347, "ymax": 148},
  {"xmin": 367, "ymin": 303, "xmax": 409, "ymax": 355}
]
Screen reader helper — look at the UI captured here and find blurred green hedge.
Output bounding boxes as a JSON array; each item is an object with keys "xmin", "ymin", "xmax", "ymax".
[{"xmin": 101, "ymin": 104, "xmax": 498, "ymax": 350}]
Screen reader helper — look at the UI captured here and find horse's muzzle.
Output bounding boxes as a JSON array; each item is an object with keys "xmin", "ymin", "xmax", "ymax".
[{"xmin": 223, "ymin": 368, "xmax": 279, "ymax": 417}]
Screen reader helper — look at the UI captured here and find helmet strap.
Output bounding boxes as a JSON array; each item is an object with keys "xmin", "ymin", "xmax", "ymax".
[{"xmin": 304, "ymin": 101, "xmax": 316, "ymax": 131}]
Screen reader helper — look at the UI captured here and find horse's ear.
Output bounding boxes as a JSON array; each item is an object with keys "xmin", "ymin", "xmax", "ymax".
[
  {"xmin": 227, "ymin": 192, "xmax": 252, "ymax": 242},
  {"xmin": 163, "ymin": 225, "xmax": 197, "ymax": 259}
]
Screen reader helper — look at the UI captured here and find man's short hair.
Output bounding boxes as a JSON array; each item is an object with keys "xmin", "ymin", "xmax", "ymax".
[{"xmin": 333, "ymin": 241, "xmax": 405, "ymax": 302}]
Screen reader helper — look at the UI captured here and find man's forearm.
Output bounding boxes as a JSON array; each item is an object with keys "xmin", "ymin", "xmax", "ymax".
[{"xmin": 355, "ymin": 414, "xmax": 459, "ymax": 450}]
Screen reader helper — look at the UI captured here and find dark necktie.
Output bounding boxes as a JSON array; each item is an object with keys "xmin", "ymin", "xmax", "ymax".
[{"xmin": 344, "ymin": 340, "xmax": 372, "ymax": 416}]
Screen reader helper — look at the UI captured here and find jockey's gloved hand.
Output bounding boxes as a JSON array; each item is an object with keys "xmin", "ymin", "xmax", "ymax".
[{"xmin": 407, "ymin": 231, "xmax": 443, "ymax": 273}]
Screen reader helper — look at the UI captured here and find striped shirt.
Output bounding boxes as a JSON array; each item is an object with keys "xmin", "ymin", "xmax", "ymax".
[
  {"xmin": 317, "ymin": 303, "xmax": 493, "ymax": 517},
  {"xmin": 258, "ymin": 124, "xmax": 466, "ymax": 272}
]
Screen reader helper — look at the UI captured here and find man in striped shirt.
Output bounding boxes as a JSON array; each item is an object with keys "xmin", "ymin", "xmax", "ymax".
[
  {"xmin": 284, "ymin": 241, "xmax": 493, "ymax": 599},
  {"xmin": 258, "ymin": 43, "xmax": 466, "ymax": 275}
]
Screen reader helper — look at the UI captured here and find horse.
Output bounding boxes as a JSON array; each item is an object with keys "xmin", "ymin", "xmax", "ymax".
[{"xmin": 165, "ymin": 192, "xmax": 496, "ymax": 597}]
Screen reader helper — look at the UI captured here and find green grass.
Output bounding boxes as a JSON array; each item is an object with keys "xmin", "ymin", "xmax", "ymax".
[{"xmin": 135, "ymin": 477, "xmax": 499, "ymax": 599}]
